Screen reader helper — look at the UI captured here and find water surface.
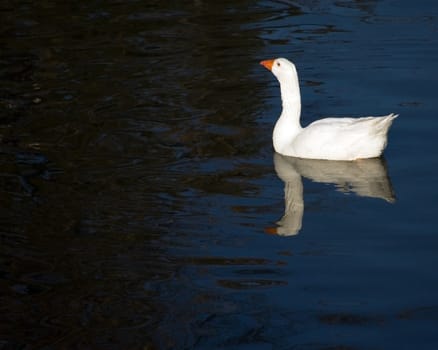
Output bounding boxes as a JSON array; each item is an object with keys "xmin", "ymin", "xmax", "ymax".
[{"xmin": 1, "ymin": 1, "xmax": 438, "ymax": 349}]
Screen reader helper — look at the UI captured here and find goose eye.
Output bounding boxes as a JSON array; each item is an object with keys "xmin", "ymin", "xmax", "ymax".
[{"xmin": 277, "ymin": 62, "xmax": 281, "ymax": 67}]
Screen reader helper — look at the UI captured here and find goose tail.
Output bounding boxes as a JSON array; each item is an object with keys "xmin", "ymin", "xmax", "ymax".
[{"xmin": 375, "ymin": 113, "xmax": 398, "ymax": 134}]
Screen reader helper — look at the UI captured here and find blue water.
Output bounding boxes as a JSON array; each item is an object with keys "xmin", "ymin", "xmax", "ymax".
[{"xmin": 1, "ymin": 1, "xmax": 438, "ymax": 349}]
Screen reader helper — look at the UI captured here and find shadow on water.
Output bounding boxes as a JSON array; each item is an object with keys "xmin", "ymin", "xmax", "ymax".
[
  {"xmin": 0, "ymin": 1, "xmax": 277, "ymax": 348},
  {"xmin": 2, "ymin": 0, "xmax": 438, "ymax": 349}
]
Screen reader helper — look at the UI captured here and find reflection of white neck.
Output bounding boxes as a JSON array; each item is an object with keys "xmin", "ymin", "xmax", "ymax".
[
  {"xmin": 273, "ymin": 153, "xmax": 304, "ymax": 236},
  {"xmin": 276, "ymin": 177, "xmax": 303, "ymax": 236},
  {"xmin": 273, "ymin": 69, "xmax": 303, "ymax": 154}
]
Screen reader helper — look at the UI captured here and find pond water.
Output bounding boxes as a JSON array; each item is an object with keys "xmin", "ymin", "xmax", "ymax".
[{"xmin": 1, "ymin": 1, "xmax": 438, "ymax": 349}]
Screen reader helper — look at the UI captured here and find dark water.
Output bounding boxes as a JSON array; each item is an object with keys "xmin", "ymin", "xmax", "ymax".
[{"xmin": 1, "ymin": 1, "xmax": 438, "ymax": 349}]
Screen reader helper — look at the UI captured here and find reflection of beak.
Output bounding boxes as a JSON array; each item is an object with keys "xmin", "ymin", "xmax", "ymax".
[
  {"xmin": 260, "ymin": 59, "xmax": 275, "ymax": 71},
  {"xmin": 264, "ymin": 227, "xmax": 278, "ymax": 235}
]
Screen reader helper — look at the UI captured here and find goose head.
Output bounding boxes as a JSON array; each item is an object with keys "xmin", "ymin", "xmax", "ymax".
[{"xmin": 260, "ymin": 57, "xmax": 298, "ymax": 83}]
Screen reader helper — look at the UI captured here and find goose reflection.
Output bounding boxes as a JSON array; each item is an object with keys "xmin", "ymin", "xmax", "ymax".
[{"xmin": 268, "ymin": 153, "xmax": 395, "ymax": 236}]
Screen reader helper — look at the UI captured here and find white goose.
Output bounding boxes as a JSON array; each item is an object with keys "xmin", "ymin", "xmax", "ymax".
[{"xmin": 260, "ymin": 58, "xmax": 398, "ymax": 161}]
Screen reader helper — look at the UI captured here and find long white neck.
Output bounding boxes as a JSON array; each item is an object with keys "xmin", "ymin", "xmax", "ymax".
[
  {"xmin": 273, "ymin": 67, "xmax": 302, "ymax": 154},
  {"xmin": 280, "ymin": 77, "xmax": 301, "ymax": 123}
]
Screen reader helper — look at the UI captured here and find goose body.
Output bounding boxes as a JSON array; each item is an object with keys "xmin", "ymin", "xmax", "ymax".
[{"xmin": 260, "ymin": 58, "xmax": 397, "ymax": 161}]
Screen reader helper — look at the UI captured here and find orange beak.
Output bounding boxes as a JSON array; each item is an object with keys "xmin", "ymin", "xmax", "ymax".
[
  {"xmin": 260, "ymin": 59, "xmax": 275, "ymax": 71},
  {"xmin": 264, "ymin": 227, "xmax": 278, "ymax": 235}
]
